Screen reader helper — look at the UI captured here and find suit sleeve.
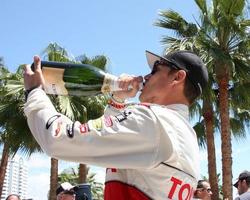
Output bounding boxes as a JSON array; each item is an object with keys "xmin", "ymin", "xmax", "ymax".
[{"xmin": 24, "ymin": 88, "xmax": 169, "ymax": 169}]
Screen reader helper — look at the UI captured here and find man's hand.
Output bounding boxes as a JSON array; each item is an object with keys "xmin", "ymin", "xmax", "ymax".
[
  {"xmin": 112, "ymin": 74, "xmax": 143, "ymax": 101},
  {"xmin": 23, "ymin": 55, "xmax": 45, "ymax": 91}
]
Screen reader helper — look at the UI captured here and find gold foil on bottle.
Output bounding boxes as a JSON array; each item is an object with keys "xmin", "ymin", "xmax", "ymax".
[
  {"xmin": 42, "ymin": 67, "xmax": 68, "ymax": 95},
  {"xmin": 101, "ymin": 75, "xmax": 112, "ymax": 93}
]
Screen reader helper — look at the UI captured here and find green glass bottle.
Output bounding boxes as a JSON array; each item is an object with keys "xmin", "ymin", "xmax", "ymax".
[{"xmin": 31, "ymin": 61, "xmax": 121, "ymax": 96}]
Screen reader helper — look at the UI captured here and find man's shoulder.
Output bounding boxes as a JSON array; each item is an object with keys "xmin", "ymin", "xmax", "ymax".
[{"xmin": 236, "ymin": 191, "xmax": 250, "ymax": 200}]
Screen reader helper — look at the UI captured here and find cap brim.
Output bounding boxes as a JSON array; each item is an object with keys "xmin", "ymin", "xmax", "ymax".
[
  {"xmin": 145, "ymin": 50, "xmax": 173, "ymax": 69},
  {"xmin": 146, "ymin": 50, "xmax": 182, "ymax": 70},
  {"xmin": 233, "ymin": 180, "xmax": 238, "ymax": 188},
  {"xmin": 73, "ymin": 186, "xmax": 79, "ymax": 191},
  {"xmin": 146, "ymin": 50, "xmax": 161, "ymax": 69},
  {"xmin": 56, "ymin": 183, "xmax": 79, "ymax": 195}
]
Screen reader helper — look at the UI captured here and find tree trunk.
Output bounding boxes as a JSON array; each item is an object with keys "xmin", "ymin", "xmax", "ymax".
[
  {"xmin": 203, "ymin": 102, "xmax": 219, "ymax": 200},
  {"xmin": 49, "ymin": 158, "xmax": 58, "ymax": 200},
  {"xmin": 218, "ymin": 75, "xmax": 232, "ymax": 199},
  {"xmin": 78, "ymin": 163, "xmax": 88, "ymax": 183},
  {"xmin": 0, "ymin": 143, "xmax": 9, "ymax": 198}
]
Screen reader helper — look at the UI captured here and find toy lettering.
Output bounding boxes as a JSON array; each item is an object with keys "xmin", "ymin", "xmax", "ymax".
[
  {"xmin": 106, "ymin": 168, "xmax": 117, "ymax": 173},
  {"xmin": 168, "ymin": 177, "xmax": 194, "ymax": 200}
]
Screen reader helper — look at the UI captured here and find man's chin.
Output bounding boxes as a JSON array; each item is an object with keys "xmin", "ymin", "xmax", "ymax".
[
  {"xmin": 138, "ymin": 93, "xmax": 144, "ymax": 102},
  {"xmin": 139, "ymin": 95, "xmax": 152, "ymax": 104}
]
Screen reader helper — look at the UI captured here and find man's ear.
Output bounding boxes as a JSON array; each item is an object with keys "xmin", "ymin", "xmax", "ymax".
[{"xmin": 174, "ymin": 70, "xmax": 186, "ymax": 82}]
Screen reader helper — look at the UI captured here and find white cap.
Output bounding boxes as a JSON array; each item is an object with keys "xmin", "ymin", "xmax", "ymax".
[{"xmin": 56, "ymin": 182, "xmax": 78, "ymax": 195}]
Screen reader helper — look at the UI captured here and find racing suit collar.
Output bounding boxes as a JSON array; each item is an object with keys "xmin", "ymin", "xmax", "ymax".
[{"xmin": 165, "ymin": 104, "xmax": 189, "ymax": 120}]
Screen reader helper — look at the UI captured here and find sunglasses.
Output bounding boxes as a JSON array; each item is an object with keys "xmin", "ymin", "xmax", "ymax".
[
  {"xmin": 201, "ymin": 188, "xmax": 212, "ymax": 193},
  {"xmin": 153, "ymin": 60, "xmax": 180, "ymax": 70}
]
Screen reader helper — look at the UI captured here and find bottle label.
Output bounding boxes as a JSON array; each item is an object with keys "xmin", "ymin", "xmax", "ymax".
[{"xmin": 42, "ymin": 67, "xmax": 69, "ymax": 95}]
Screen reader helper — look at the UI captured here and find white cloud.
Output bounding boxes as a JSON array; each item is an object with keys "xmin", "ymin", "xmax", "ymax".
[
  {"xmin": 27, "ymin": 153, "xmax": 51, "ymax": 169},
  {"xmin": 27, "ymin": 172, "xmax": 50, "ymax": 200}
]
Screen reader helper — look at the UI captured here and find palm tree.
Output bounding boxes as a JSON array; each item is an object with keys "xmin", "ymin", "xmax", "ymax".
[
  {"xmin": 58, "ymin": 166, "xmax": 104, "ymax": 200},
  {"xmin": 192, "ymin": 81, "xmax": 250, "ymax": 200},
  {"xmin": 195, "ymin": 2, "xmax": 250, "ymax": 199},
  {"xmin": 42, "ymin": 42, "xmax": 108, "ymax": 200},
  {"xmin": 155, "ymin": 8, "xmax": 221, "ymax": 199},
  {"xmin": 192, "ymin": 72, "xmax": 220, "ymax": 200},
  {"xmin": 0, "ymin": 65, "xmax": 42, "ymax": 197},
  {"xmin": 50, "ymin": 158, "xmax": 58, "ymax": 200},
  {"xmin": 58, "ymin": 167, "xmax": 79, "ymax": 184},
  {"xmin": 155, "ymin": 0, "xmax": 250, "ymax": 199}
]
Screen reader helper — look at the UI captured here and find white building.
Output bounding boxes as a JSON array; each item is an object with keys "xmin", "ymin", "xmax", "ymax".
[{"xmin": 1, "ymin": 157, "xmax": 28, "ymax": 200}]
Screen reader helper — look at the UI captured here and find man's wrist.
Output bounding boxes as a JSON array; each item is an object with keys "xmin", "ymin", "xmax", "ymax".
[
  {"xmin": 107, "ymin": 94, "xmax": 126, "ymax": 109},
  {"xmin": 24, "ymin": 85, "xmax": 43, "ymax": 101},
  {"xmin": 111, "ymin": 94, "xmax": 125, "ymax": 104}
]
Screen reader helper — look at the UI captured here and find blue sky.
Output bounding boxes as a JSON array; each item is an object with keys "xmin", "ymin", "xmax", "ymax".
[{"xmin": 1, "ymin": 0, "xmax": 249, "ymax": 199}]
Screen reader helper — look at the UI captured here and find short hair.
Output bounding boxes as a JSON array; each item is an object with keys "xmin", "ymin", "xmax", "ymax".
[
  {"xmin": 5, "ymin": 194, "xmax": 21, "ymax": 200},
  {"xmin": 184, "ymin": 78, "xmax": 200, "ymax": 104},
  {"xmin": 168, "ymin": 68, "xmax": 200, "ymax": 104},
  {"xmin": 196, "ymin": 180, "xmax": 209, "ymax": 189},
  {"xmin": 193, "ymin": 180, "xmax": 209, "ymax": 197}
]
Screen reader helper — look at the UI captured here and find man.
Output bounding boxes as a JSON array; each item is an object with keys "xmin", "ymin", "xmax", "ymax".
[
  {"xmin": 193, "ymin": 180, "xmax": 213, "ymax": 200},
  {"xmin": 56, "ymin": 182, "xmax": 78, "ymax": 200},
  {"xmin": 24, "ymin": 50, "xmax": 208, "ymax": 200},
  {"xmin": 234, "ymin": 170, "xmax": 250, "ymax": 200},
  {"xmin": 5, "ymin": 194, "xmax": 21, "ymax": 200},
  {"xmin": 56, "ymin": 182, "xmax": 90, "ymax": 200}
]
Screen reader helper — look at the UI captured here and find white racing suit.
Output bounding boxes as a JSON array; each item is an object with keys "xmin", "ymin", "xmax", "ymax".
[{"xmin": 24, "ymin": 89, "xmax": 200, "ymax": 200}]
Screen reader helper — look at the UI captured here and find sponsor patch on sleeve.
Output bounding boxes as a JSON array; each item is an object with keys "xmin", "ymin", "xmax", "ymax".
[
  {"xmin": 104, "ymin": 116, "xmax": 113, "ymax": 127},
  {"xmin": 91, "ymin": 117, "xmax": 103, "ymax": 131},
  {"xmin": 79, "ymin": 123, "xmax": 89, "ymax": 134},
  {"xmin": 66, "ymin": 123, "xmax": 74, "ymax": 138},
  {"xmin": 46, "ymin": 114, "xmax": 61, "ymax": 129},
  {"xmin": 114, "ymin": 110, "xmax": 132, "ymax": 122},
  {"xmin": 54, "ymin": 121, "xmax": 63, "ymax": 137},
  {"xmin": 89, "ymin": 115, "xmax": 114, "ymax": 131}
]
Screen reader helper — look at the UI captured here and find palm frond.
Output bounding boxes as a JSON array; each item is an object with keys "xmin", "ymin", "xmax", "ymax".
[
  {"xmin": 155, "ymin": 10, "xmax": 198, "ymax": 37},
  {"xmin": 195, "ymin": 0, "xmax": 208, "ymax": 14},
  {"xmin": 193, "ymin": 120, "xmax": 207, "ymax": 149}
]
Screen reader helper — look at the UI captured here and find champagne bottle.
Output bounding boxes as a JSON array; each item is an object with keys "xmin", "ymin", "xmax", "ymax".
[{"xmin": 31, "ymin": 61, "xmax": 123, "ymax": 96}]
